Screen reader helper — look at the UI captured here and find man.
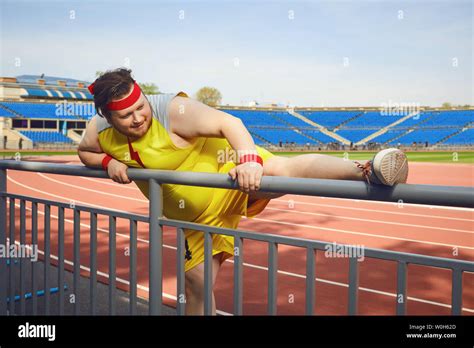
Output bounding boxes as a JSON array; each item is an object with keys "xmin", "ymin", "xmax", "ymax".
[{"xmin": 78, "ymin": 68, "xmax": 408, "ymax": 315}]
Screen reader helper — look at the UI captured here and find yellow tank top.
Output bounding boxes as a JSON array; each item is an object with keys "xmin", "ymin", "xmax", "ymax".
[{"xmin": 96, "ymin": 93, "xmax": 240, "ymax": 222}]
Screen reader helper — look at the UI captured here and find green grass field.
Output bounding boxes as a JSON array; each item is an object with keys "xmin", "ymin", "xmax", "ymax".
[{"xmin": 0, "ymin": 150, "xmax": 473, "ymax": 164}]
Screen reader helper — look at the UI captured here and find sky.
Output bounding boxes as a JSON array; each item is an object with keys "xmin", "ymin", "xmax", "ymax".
[{"xmin": 0, "ymin": 0, "xmax": 472, "ymax": 107}]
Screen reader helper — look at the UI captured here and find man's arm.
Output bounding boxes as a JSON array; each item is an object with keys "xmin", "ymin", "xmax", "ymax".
[
  {"xmin": 169, "ymin": 96, "xmax": 263, "ymax": 192},
  {"xmin": 77, "ymin": 117, "xmax": 131, "ymax": 184},
  {"xmin": 169, "ymin": 96, "xmax": 257, "ymax": 155},
  {"xmin": 77, "ymin": 117, "xmax": 106, "ymax": 168}
]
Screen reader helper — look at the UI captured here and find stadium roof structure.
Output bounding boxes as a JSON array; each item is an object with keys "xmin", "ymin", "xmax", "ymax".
[{"xmin": 15, "ymin": 75, "xmax": 90, "ymax": 87}]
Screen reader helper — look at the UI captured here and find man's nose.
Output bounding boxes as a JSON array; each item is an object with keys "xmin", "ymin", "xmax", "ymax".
[{"xmin": 132, "ymin": 113, "xmax": 143, "ymax": 123}]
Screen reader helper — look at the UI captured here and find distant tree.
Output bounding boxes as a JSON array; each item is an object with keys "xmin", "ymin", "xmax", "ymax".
[
  {"xmin": 138, "ymin": 83, "xmax": 160, "ymax": 95},
  {"xmin": 196, "ymin": 87, "xmax": 222, "ymax": 106},
  {"xmin": 441, "ymin": 102, "xmax": 452, "ymax": 109}
]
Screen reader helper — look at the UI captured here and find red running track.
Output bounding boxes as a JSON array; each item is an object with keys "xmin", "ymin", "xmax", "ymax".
[{"xmin": 5, "ymin": 156, "xmax": 474, "ymax": 315}]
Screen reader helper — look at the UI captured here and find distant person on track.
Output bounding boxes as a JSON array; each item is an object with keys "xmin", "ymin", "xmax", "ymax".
[{"xmin": 78, "ymin": 68, "xmax": 409, "ymax": 315}]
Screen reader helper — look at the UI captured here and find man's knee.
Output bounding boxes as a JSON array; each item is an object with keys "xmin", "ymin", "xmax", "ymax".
[
  {"xmin": 263, "ymin": 156, "xmax": 292, "ymax": 177},
  {"xmin": 185, "ymin": 267, "xmax": 204, "ymax": 299}
]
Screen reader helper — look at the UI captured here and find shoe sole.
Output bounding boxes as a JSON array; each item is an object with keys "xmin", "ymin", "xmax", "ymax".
[{"xmin": 372, "ymin": 148, "xmax": 409, "ymax": 186}]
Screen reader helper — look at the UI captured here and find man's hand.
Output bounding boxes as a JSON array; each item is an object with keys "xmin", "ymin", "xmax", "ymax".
[
  {"xmin": 228, "ymin": 162, "xmax": 263, "ymax": 193},
  {"xmin": 107, "ymin": 159, "xmax": 131, "ymax": 184}
]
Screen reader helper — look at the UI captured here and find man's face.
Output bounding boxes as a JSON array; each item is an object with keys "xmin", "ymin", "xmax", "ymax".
[{"xmin": 107, "ymin": 90, "xmax": 152, "ymax": 140}]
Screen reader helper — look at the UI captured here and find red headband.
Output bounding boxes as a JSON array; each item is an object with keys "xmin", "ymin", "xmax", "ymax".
[{"xmin": 87, "ymin": 81, "xmax": 142, "ymax": 111}]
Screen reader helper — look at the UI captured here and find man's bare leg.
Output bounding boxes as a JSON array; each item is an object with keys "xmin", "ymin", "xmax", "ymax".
[
  {"xmin": 185, "ymin": 253, "xmax": 223, "ymax": 315},
  {"xmin": 249, "ymin": 149, "xmax": 408, "ymax": 201}
]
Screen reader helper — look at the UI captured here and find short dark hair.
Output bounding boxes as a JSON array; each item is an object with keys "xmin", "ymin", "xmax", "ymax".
[{"xmin": 92, "ymin": 68, "xmax": 135, "ymax": 119}]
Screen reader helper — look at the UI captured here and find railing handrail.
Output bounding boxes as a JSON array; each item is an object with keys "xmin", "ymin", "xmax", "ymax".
[{"xmin": 0, "ymin": 160, "xmax": 473, "ymax": 208}]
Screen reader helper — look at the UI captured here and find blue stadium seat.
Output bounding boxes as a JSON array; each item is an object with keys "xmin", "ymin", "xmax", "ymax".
[
  {"xmin": 0, "ymin": 102, "xmax": 87, "ymax": 120},
  {"xmin": 19, "ymin": 131, "xmax": 73, "ymax": 144}
]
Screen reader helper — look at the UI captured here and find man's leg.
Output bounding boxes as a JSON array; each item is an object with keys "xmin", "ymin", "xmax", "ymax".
[
  {"xmin": 249, "ymin": 149, "xmax": 408, "ymax": 201},
  {"xmin": 185, "ymin": 253, "xmax": 223, "ymax": 315},
  {"xmin": 248, "ymin": 154, "xmax": 366, "ymax": 202}
]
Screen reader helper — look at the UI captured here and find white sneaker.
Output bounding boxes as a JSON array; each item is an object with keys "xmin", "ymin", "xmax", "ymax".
[
  {"xmin": 371, "ymin": 148, "xmax": 409, "ymax": 186},
  {"xmin": 355, "ymin": 148, "xmax": 409, "ymax": 186}
]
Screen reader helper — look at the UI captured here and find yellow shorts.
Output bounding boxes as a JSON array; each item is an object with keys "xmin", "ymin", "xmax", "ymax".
[{"xmin": 183, "ymin": 145, "xmax": 275, "ymax": 272}]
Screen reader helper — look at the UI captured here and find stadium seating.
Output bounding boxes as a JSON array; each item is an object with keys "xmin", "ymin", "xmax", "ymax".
[
  {"xmin": 342, "ymin": 111, "xmax": 406, "ymax": 128},
  {"xmin": 0, "ymin": 102, "xmax": 86, "ymax": 120},
  {"xmin": 387, "ymin": 129, "xmax": 457, "ymax": 145},
  {"xmin": 297, "ymin": 110, "xmax": 360, "ymax": 129},
  {"xmin": 2, "ymin": 99, "xmax": 471, "ymax": 147},
  {"xmin": 442, "ymin": 128, "xmax": 474, "ymax": 145},
  {"xmin": 19, "ymin": 131, "xmax": 73, "ymax": 144}
]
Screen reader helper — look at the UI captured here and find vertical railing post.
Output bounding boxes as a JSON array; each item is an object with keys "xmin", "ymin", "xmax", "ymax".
[
  {"xmin": 0, "ymin": 169, "xmax": 7, "ymax": 315},
  {"xmin": 108, "ymin": 216, "xmax": 117, "ymax": 315},
  {"xmin": 176, "ymin": 228, "xmax": 186, "ymax": 316},
  {"xmin": 233, "ymin": 237, "xmax": 243, "ymax": 315},
  {"xmin": 149, "ymin": 179, "xmax": 163, "ymax": 315},
  {"xmin": 203, "ymin": 231, "xmax": 213, "ymax": 315},
  {"xmin": 268, "ymin": 242, "xmax": 278, "ymax": 315},
  {"xmin": 451, "ymin": 268, "xmax": 463, "ymax": 315},
  {"xmin": 348, "ymin": 255, "xmax": 359, "ymax": 315},
  {"xmin": 44, "ymin": 204, "xmax": 51, "ymax": 315},
  {"xmin": 73, "ymin": 209, "xmax": 81, "ymax": 315},
  {"xmin": 396, "ymin": 261, "xmax": 407, "ymax": 315},
  {"xmin": 305, "ymin": 248, "xmax": 315, "ymax": 315}
]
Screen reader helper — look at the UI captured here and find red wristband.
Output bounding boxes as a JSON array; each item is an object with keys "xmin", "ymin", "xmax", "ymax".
[
  {"xmin": 239, "ymin": 154, "xmax": 263, "ymax": 166},
  {"xmin": 102, "ymin": 154, "xmax": 114, "ymax": 171}
]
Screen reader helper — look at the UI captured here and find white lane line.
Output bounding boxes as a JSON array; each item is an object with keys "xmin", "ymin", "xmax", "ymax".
[
  {"xmin": 9, "ymin": 202, "xmax": 474, "ymax": 314},
  {"xmin": 38, "ymin": 173, "xmax": 146, "ymax": 203},
  {"xmin": 265, "ymin": 207, "xmax": 474, "ymax": 234},
  {"xmin": 245, "ymin": 217, "xmax": 474, "ymax": 250},
  {"xmin": 273, "ymin": 199, "xmax": 474, "ymax": 222},
  {"xmin": 32, "ymin": 173, "xmax": 474, "ymax": 240},
  {"xmin": 277, "ymin": 196, "xmax": 474, "ymax": 212},
  {"xmin": 80, "ymin": 176, "xmax": 138, "ymax": 190},
  {"xmin": 8, "ymin": 176, "xmax": 137, "ymax": 216}
]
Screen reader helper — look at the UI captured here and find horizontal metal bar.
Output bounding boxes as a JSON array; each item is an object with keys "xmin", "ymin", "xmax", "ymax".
[
  {"xmin": 1, "ymin": 160, "xmax": 472, "ymax": 208},
  {"xmin": 1, "ymin": 192, "xmax": 148, "ymax": 223},
  {"xmin": 159, "ymin": 218, "xmax": 474, "ymax": 272}
]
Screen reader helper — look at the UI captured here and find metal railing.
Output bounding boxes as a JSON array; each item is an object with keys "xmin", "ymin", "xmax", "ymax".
[{"xmin": 0, "ymin": 160, "xmax": 473, "ymax": 316}]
